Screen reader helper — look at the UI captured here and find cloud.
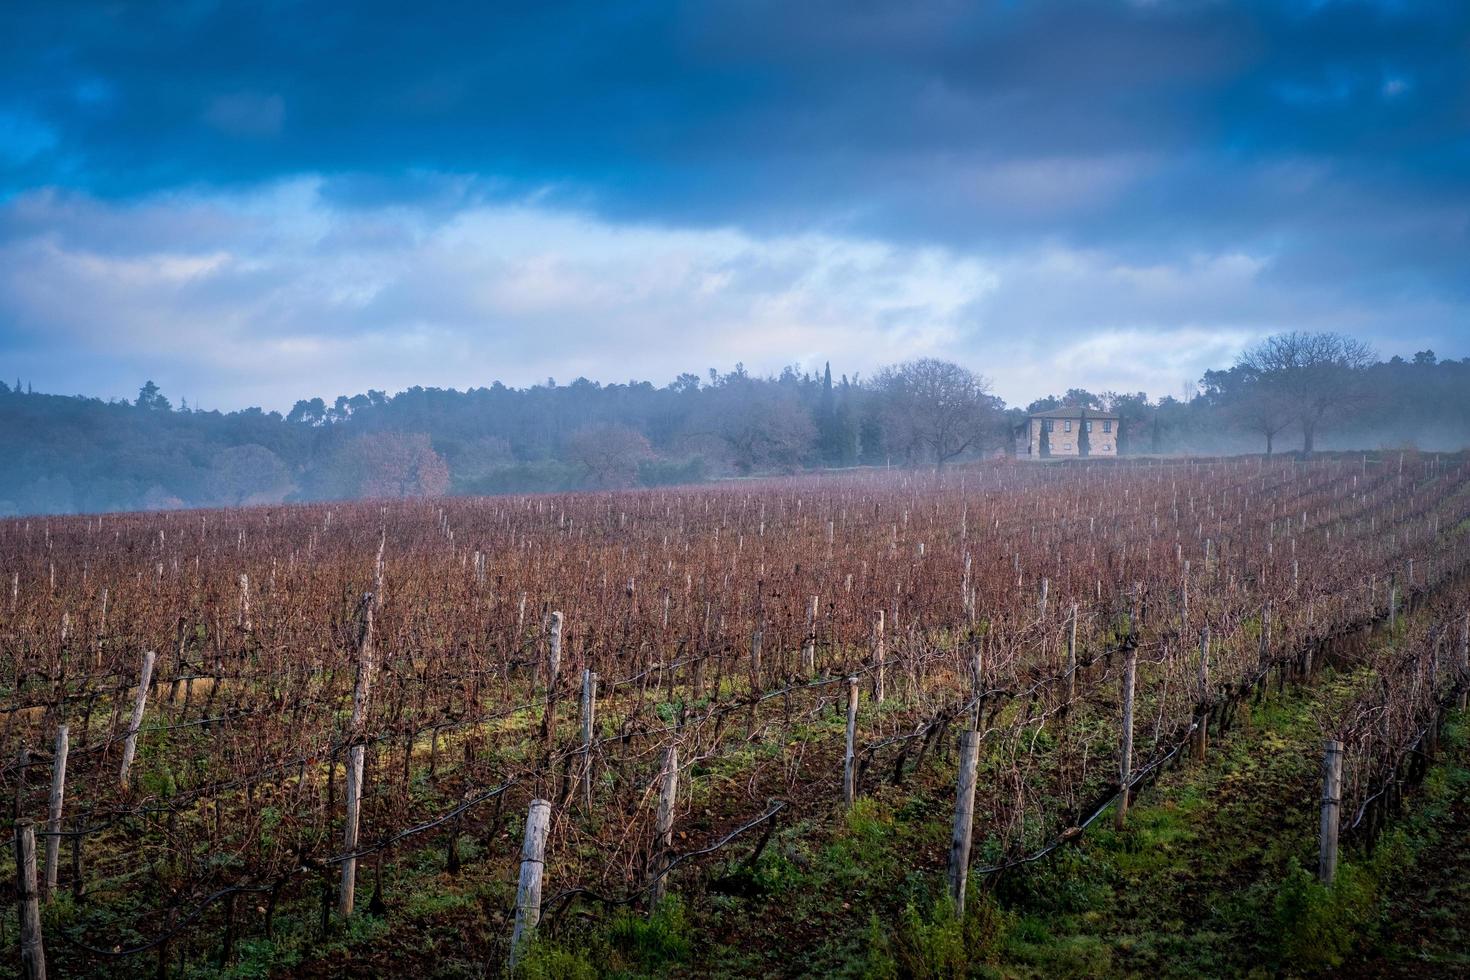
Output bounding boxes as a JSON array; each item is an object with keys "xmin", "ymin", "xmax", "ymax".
[
  {"xmin": 0, "ymin": 183, "xmax": 1000, "ymax": 407},
  {"xmin": 0, "ymin": 2, "xmax": 1465, "ymax": 406},
  {"xmin": 2, "ymin": 180, "xmax": 1464, "ymax": 412}
]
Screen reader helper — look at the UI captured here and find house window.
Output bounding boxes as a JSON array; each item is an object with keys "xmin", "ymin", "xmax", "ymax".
[
  {"xmin": 1044, "ymin": 419, "xmax": 1054, "ymax": 432},
  {"xmin": 1064, "ymin": 419, "xmax": 1072, "ymax": 433},
  {"xmin": 1103, "ymin": 420, "xmax": 1112, "ymax": 433},
  {"xmin": 1085, "ymin": 421, "xmax": 1093, "ymax": 433}
]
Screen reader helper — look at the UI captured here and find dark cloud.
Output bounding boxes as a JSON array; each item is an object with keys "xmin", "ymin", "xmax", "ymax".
[{"xmin": 0, "ymin": 0, "xmax": 1466, "ymax": 405}]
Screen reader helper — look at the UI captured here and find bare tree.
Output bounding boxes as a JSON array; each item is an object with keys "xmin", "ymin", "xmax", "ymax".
[
  {"xmin": 689, "ymin": 379, "xmax": 816, "ymax": 475},
  {"xmin": 1231, "ymin": 381, "xmax": 1295, "ymax": 455},
  {"xmin": 1203, "ymin": 367, "xmax": 1294, "ymax": 455},
  {"xmin": 566, "ymin": 423, "xmax": 652, "ymax": 487},
  {"xmin": 1236, "ymin": 332, "xmax": 1375, "ymax": 455},
  {"xmin": 874, "ymin": 359, "xmax": 1000, "ymax": 470}
]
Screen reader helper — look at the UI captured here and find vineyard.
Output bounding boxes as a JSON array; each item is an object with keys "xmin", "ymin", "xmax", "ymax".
[{"xmin": 4, "ymin": 454, "xmax": 1470, "ymax": 978}]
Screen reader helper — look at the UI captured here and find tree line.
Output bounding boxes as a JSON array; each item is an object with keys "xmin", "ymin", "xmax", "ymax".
[{"xmin": 1, "ymin": 332, "xmax": 1466, "ymax": 514}]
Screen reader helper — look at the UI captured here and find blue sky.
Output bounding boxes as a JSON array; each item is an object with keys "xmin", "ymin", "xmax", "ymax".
[{"xmin": 1, "ymin": 0, "xmax": 1466, "ymax": 410}]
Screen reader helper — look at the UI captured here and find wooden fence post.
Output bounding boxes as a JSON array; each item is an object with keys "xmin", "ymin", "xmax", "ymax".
[
  {"xmin": 649, "ymin": 745, "xmax": 678, "ymax": 907},
  {"xmin": 338, "ymin": 744, "xmax": 365, "ymax": 918},
  {"xmin": 44, "ymin": 725, "xmax": 68, "ymax": 900},
  {"xmin": 843, "ymin": 677, "xmax": 860, "ymax": 806},
  {"xmin": 118, "ymin": 651, "xmax": 156, "ymax": 789},
  {"xmin": 509, "ymin": 799, "xmax": 552, "ymax": 970},
  {"xmin": 1319, "ymin": 739, "xmax": 1343, "ymax": 885},
  {"xmin": 1116, "ymin": 644, "xmax": 1136, "ymax": 830},
  {"xmin": 15, "ymin": 818, "xmax": 46, "ymax": 980},
  {"xmin": 948, "ymin": 730, "xmax": 981, "ymax": 917}
]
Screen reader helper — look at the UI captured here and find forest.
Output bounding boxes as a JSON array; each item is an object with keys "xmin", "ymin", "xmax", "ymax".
[{"xmin": 2, "ymin": 333, "xmax": 1467, "ymax": 516}]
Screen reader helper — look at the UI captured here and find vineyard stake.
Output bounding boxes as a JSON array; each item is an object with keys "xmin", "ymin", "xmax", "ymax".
[
  {"xmin": 541, "ymin": 611, "xmax": 564, "ymax": 754},
  {"xmin": 1116, "ymin": 643, "xmax": 1136, "ymax": 830},
  {"xmin": 948, "ymin": 730, "xmax": 980, "ymax": 917},
  {"xmin": 509, "ymin": 798, "xmax": 552, "ymax": 971},
  {"xmin": 237, "ymin": 573, "xmax": 250, "ymax": 631},
  {"xmin": 44, "ymin": 724, "xmax": 67, "ymax": 900},
  {"xmin": 350, "ymin": 595, "xmax": 374, "ymax": 729},
  {"xmin": 118, "ymin": 650, "xmax": 156, "ymax": 789},
  {"xmin": 650, "ymin": 744, "xmax": 678, "ymax": 907},
  {"xmin": 803, "ymin": 595, "xmax": 818, "ymax": 677},
  {"xmin": 339, "ymin": 743, "xmax": 365, "ymax": 918},
  {"xmin": 843, "ymin": 677, "xmax": 860, "ymax": 806},
  {"xmin": 546, "ymin": 611, "xmax": 564, "ymax": 690},
  {"xmin": 15, "ymin": 818, "xmax": 46, "ymax": 980},
  {"xmin": 1064, "ymin": 604, "xmax": 1077, "ymax": 707},
  {"xmin": 1319, "ymin": 739, "xmax": 1343, "ymax": 885},
  {"xmin": 1193, "ymin": 627, "xmax": 1210, "ymax": 761},
  {"xmin": 580, "ymin": 669, "xmax": 598, "ymax": 813}
]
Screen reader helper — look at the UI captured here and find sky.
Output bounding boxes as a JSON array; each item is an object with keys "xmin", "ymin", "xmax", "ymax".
[{"xmin": 1, "ymin": 0, "xmax": 1466, "ymax": 412}]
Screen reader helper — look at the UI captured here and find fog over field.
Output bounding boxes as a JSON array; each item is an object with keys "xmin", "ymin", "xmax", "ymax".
[
  {"xmin": 2, "ymin": 2, "xmax": 1469, "ymax": 516},
  {"xmin": 6, "ymin": 7, "xmax": 1470, "ymax": 979}
]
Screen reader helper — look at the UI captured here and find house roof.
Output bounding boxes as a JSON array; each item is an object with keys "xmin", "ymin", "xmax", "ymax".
[{"xmin": 1029, "ymin": 407, "xmax": 1120, "ymax": 419}]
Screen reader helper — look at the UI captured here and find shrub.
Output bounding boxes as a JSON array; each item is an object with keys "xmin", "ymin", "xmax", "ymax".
[
  {"xmin": 1272, "ymin": 857, "xmax": 1380, "ymax": 972},
  {"xmin": 607, "ymin": 896, "xmax": 692, "ymax": 970},
  {"xmin": 864, "ymin": 892, "xmax": 1002, "ymax": 979}
]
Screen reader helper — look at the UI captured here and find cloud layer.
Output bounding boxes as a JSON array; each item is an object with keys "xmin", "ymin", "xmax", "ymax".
[{"xmin": 1, "ymin": 1, "xmax": 1467, "ymax": 407}]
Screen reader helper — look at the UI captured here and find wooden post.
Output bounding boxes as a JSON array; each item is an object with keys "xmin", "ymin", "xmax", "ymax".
[
  {"xmin": 237, "ymin": 573, "xmax": 251, "ymax": 630},
  {"xmin": 872, "ymin": 611, "xmax": 886, "ymax": 704},
  {"xmin": 580, "ymin": 669, "xmax": 598, "ymax": 812},
  {"xmin": 15, "ymin": 818, "xmax": 46, "ymax": 980},
  {"xmin": 1193, "ymin": 627, "xmax": 1210, "ymax": 760},
  {"xmin": 118, "ymin": 651, "xmax": 156, "ymax": 788},
  {"xmin": 541, "ymin": 612, "xmax": 564, "ymax": 752},
  {"xmin": 351, "ymin": 596, "xmax": 374, "ymax": 730},
  {"xmin": 1064, "ymin": 604, "xmax": 1077, "ymax": 707},
  {"xmin": 509, "ymin": 799, "xmax": 552, "ymax": 970},
  {"xmin": 843, "ymin": 677, "xmax": 859, "ymax": 806},
  {"xmin": 969, "ymin": 646, "xmax": 983, "ymax": 729},
  {"xmin": 948, "ymin": 730, "xmax": 981, "ymax": 917},
  {"xmin": 338, "ymin": 744, "xmax": 365, "ymax": 918},
  {"xmin": 1319, "ymin": 739, "xmax": 1343, "ymax": 885},
  {"xmin": 546, "ymin": 611, "xmax": 564, "ymax": 690},
  {"xmin": 802, "ymin": 595, "xmax": 819, "ymax": 677},
  {"xmin": 44, "ymin": 725, "xmax": 67, "ymax": 900},
  {"xmin": 1116, "ymin": 644, "xmax": 1136, "ymax": 829},
  {"xmin": 649, "ymin": 745, "xmax": 678, "ymax": 907}
]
